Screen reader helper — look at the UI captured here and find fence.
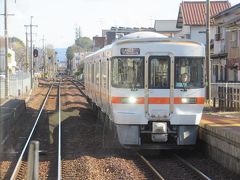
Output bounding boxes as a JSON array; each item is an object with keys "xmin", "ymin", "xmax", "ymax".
[
  {"xmin": 0, "ymin": 72, "xmax": 31, "ymax": 99},
  {"xmin": 211, "ymin": 83, "xmax": 240, "ymax": 111}
]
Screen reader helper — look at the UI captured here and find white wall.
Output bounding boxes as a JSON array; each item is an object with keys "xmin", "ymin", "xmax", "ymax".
[
  {"xmin": 0, "ymin": 48, "xmax": 16, "ymax": 73},
  {"xmin": 175, "ymin": 26, "xmax": 190, "ymax": 38},
  {"xmin": 191, "ymin": 26, "xmax": 206, "ymax": 44},
  {"xmin": 176, "ymin": 25, "xmax": 216, "ymax": 44},
  {"xmin": 191, "ymin": 26, "xmax": 216, "ymax": 44}
]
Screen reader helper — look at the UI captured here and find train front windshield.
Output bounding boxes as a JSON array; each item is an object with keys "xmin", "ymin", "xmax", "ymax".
[
  {"xmin": 111, "ymin": 57, "xmax": 144, "ymax": 88},
  {"xmin": 111, "ymin": 56, "xmax": 204, "ymax": 89},
  {"xmin": 175, "ymin": 57, "xmax": 205, "ymax": 89}
]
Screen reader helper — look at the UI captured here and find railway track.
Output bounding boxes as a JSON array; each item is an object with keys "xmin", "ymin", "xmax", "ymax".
[
  {"xmin": 138, "ymin": 152, "xmax": 211, "ymax": 180},
  {"xmin": 10, "ymin": 82, "xmax": 62, "ymax": 179},
  {"xmin": 67, "ymin": 79, "xmax": 239, "ymax": 179},
  {"xmin": 5, "ymin": 78, "xmax": 238, "ymax": 179},
  {"xmin": 8, "ymin": 79, "xmax": 90, "ymax": 179},
  {"xmin": 71, "ymin": 79, "xmax": 211, "ymax": 179}
]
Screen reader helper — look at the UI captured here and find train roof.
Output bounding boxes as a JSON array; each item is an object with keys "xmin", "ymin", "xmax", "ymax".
[
  {"xmin": 120, "ymin": 31, "xmax": 167, "ymax": 39},
  {"xmin": 85, "ymin": 32, "xmax": 204, "ymax": 59},
  {"xmin": 114, "ymin": 31, "xmax": 203, "ymax": 46}
]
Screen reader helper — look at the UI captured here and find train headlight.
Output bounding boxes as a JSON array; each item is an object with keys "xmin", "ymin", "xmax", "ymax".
[
  {"xmin": 128, "ymin": 96, "xmax": 137, "ymax": 104},
  {"xmin": 181, "ymin": 98, "xmax": 196, "ymax": 104}
]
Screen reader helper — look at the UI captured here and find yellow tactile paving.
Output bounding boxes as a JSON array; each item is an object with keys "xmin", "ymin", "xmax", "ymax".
[{"xmin": 200, "ymin": 112, "xmax": 240, "ymax": 134}]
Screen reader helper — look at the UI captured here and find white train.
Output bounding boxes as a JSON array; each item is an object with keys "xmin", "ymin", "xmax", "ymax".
[{"xmin": 84, "ymin": 32, "xmax": 205, "ymax": 149}]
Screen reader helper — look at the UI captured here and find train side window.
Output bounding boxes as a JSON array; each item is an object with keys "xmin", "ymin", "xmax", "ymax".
[
  {"xmin": 149, "ymin": 56, "xmax": 170, "ymax": 89},
  {"xmin": 85, "ymin": 64, "xmax": 87, "ymax": 82},
  {"xmin": 87, "ymin": 64, "xmax": 90, "ymax": 83},
  {"xmin": 107, "ymin": 59, "xmax": 110, "ymax": 91},
  {"xmin": 96, "ymin": 62, "xmax": 100, "ymax": 86},
  {"xmin": 91, "ymin": 64, "xmax": 94, "ymax": 83},
  {"xmin": 101, "ymin": 61, "xmax": 107, "ymax": 89}
]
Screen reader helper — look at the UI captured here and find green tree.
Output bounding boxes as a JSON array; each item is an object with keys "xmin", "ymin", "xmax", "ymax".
[
  {"xmin": 75, "ymin": 37, "xmax": 93, "ymax": 51},
  {"xmin": 66, "ymin": 45, "xmax": 76, "ymax": 61},
  {"xmin": 10, "ymin": 37, "xmax": 26, "ymax": 70}
]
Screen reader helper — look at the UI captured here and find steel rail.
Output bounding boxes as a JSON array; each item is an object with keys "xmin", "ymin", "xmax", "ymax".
[
  {"xmin": 10, "ymin": 83, "xmax": 54, "ymax": 180},
  {"xmin": 77, "ymin": 80, "xmax": 85, "ymax": 88},
  {"xmin": 174, "ymin": 154, "xmax": 212, "ymax": 180},
  {"xmin": 70, "ymin": 80, "xmax": 87, "ymax": 98},
  {"xmin": 58, "ymin": 82, "xmax": 62, "ymax": 180},
  {"xmin": 137, "ymin": 153, "xmax": 165, "ymax": 180}
]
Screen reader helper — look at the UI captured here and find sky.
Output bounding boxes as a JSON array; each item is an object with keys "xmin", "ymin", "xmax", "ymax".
[{"xmin": 0, "ymin": 0, "xmax": 239, "ymax": 48}]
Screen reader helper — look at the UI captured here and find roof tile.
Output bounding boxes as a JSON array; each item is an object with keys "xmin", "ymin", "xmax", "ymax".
[{"xmin": 180, "ymin": 1, "xmax": 231, "ymax": 25}]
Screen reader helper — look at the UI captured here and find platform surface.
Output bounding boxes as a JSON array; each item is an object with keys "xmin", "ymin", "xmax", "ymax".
[
  {"xmin": 199, "ymin": 111, "xmax": 240, "ymax": 174},
  {"xmin": 201, "ymin": 112, "xmax": 240, "ymax": 134}
]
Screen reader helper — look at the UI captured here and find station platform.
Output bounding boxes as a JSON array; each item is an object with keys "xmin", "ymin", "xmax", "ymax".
[{"xmin": 198, "ymin": 112, "xmax": 240, "ymax": 175}]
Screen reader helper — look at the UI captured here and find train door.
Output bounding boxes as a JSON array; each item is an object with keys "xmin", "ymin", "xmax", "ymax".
[{"xmin": 144, "ymin": 53, "xmax": 174, "ymax": 120}]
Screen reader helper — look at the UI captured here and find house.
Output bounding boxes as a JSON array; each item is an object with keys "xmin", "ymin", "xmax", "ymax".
[
  {"xmin": 176, "ymin": 1, "xmax": 231, "ymax": 44},
  {"xmin": 102, "ymin": 26, "xmax": 155, "ymax": 45},
  {"xmin": 92, "ymin": 36, "xmax": 105, "ymax": 51},
  {"xmin": 212, "ymin": 3, "xmax": 240, "ymax": 82},
  {"xmin": 154, "ymin": 20, "xmax": 181, "ymax": 37}
]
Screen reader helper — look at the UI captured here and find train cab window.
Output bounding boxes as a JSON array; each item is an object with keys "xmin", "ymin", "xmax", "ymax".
[
  {"xmin": 111, "ymin": 57, "xmax": 144, "ymax": 88},
  {"xmin": 175, "ymin": 57, "xmax": 204, "ymax": 89},
  {"xmin": 149, "ymin": 56, "xmax": 170, "ymax": 89}
]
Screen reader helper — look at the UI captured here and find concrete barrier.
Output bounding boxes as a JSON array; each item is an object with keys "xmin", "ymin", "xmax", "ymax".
[
  {"xmin": 198, "ymin": 113, "xmax": 240, "ymax": 175},
  {"xmin": 0, "ymin": 99, "xmax": 26, "ymax": 145}
]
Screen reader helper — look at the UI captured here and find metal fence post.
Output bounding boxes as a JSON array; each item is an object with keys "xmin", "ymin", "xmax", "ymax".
[
  {"xmin": 27, "ymin": 141, "xmax": 39, "ymax": 180},
  {"xmin": 225, "ymin": 83, "xmax": 228, "ymax": 110}
]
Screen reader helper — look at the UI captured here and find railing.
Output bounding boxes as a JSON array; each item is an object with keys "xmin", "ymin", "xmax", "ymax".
[{"xmin": 211, "ymin": 83, "xmax": 240, "ymax": 111}]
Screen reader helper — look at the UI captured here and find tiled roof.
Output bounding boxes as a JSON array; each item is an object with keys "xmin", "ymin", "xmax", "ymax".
[
  {"xmin": 177, "ymin": 1, "xmax": 231, "ymax": 27},
  {"xmin": 213, "ymin": 2, "xmax": 240, "ymax": 19}
]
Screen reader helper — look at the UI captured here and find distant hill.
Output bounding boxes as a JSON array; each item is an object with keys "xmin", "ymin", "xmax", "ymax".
[{"xmin": 55, "ymin": 48, "xmax": 67, "ymax": 62}]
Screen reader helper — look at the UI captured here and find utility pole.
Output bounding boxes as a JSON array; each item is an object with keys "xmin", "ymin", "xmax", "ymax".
[
  {"xmin": 25, "ymin": 16, "xmax": 38, "ymax": 89},
  {"xmin": 25, "ymin": 26, "xmax": 28, "ymax": 72},
  {"xmin": 41, "ymin": 36, "xmax": 46, "ymax": 75},
  {"xmin": 30, "ymin": 16, "xmax": 33, "ymax": 88},
  {"xmin": 1, "ymin": 0, "xmax": 15, "ymax": 99},
  {"xmin": 4, "ymin": 0, "xmax": 9, "ymax": 98},
  {"xmin": 206, "ymin": 0, "xmax": 211, "ymax": 101}
]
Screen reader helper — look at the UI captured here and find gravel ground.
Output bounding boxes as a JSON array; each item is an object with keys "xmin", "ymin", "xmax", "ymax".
[
  {"xmin": 59, "ymin": 81, "xmax": 149, "ymax": 179},
  {"xmin": 0, "ymin": 80, "xmax": 50, "ymax": 179},
  {"xmin": 5, "ymin": 79, "xmax": 238, "ymax": 179}
]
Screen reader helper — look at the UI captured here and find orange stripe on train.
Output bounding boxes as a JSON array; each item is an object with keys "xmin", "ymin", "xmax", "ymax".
[{"xmin": 111, "ymin": 97, "xmax": 205, "ymax": 104}]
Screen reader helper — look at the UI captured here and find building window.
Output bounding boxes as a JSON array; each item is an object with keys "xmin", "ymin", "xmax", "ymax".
[
  {"xmin": 220, "ymin": 66, "xmax": 224, "ymax": 81},
  {"xmin": 231, "ymin": 30, "xmax": 238, "ymax": 48}
]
